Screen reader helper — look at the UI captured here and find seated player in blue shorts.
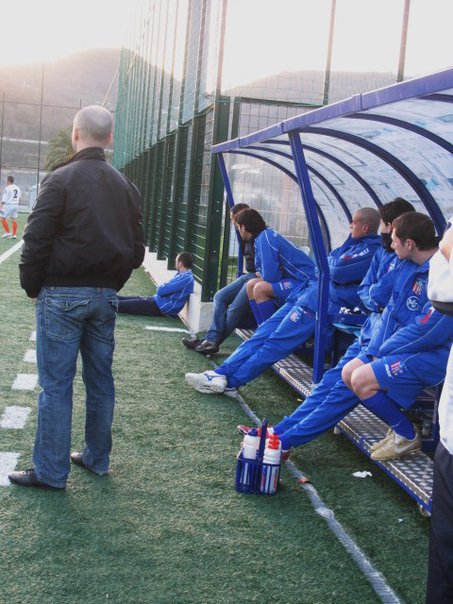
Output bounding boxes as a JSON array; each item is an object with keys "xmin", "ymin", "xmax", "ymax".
[
  {"xmin": 118, "ymin": 252, "xmax": 194, "ymax": 317},
  {"xmin": 185, "ymin": 207, "xmax": 381, "ymax": 395},
  {"xmin": 235, "ymin": 209, "xmax": 316, "ymax": 324},
  {"xmin": 236, "ymin": 199, "xmax": 416, "ymax": 455},
  {"xmin": 342, "ymin": 212, "xmax": 453, "ymax": 460}
]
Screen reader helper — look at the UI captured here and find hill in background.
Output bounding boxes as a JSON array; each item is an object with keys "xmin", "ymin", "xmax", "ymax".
[
  {"xmin": 0, "ymin": 48, "xmax": 120, "ymax": 141},
  {"xmin": 228, "ymin": 69, "xmax": 396, "ymax": 105},
  {"xmin": 0, "ymin": 48, "xmax": 399, "ymax": 196}
]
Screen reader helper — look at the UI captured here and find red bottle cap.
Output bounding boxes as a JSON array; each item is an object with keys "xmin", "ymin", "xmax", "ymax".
[{"xmin": 268, "ymin": 434, "xmax": 280, "ymax": 449}]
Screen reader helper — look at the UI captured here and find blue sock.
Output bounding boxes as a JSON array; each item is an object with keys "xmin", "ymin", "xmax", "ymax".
[
  {"xmin": 361, "ymin": 391, "xmax": 415, "ymax": 439},
  {"xmin": 249, "ymin": 299, "xmax": 263, "ymax": 324},
  {"xmin": 256, "ymin": 299, "xmax": 277, "ymax": 323}
]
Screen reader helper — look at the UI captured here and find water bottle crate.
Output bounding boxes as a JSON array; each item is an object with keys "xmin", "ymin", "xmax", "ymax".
[
  {"xmin": 235, "ymin": 418, "xmax": 282, "ymax": 495},
  {"xmin": 235, "ymin": 452, "xmax": 281, "ymax": 495}
]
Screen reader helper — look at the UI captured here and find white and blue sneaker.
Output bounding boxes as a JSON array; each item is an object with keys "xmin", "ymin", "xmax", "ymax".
[{"xmin": 185, "ymin": 370, "xmax": 227, "ymax": 394}]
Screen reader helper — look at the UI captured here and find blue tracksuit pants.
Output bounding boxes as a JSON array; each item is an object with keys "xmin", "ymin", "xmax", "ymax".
[
  {"xmin": 274, "ymin": 339, "xmax": 363, "ymax": 448},
  {"xmin": 215, "ymin": 301, "xmax": 316, "ymax": 389}
]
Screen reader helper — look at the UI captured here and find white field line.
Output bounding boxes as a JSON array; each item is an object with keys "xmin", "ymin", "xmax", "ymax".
[
  {"xmin": 30, "ymin": 331, "xmax": 36, "ymax": 341},
  {"xmin": 23, "ymin": 349, "xmax": 37, "ymax": 363},
  {"xmin": 12, "ymin": 374, "xmax": 38, "ymax": 390},
  {"xmin": 0, "ymin": 240, "xmax": 23, "ymax": 265},
  {"xmin": 0, "ymin": 241, "xmax": 29, "ymax": 487},
  {"xmin": 0, "ymin": 406, "xmax": 31, "ymax": 429},
  {"xmin": 210, "ymin": 360, "xmax": 403, "ymax": 604},
  {"xmin": 145, "ymin": 325, "xmax": 190, "ymax": 334},
  {"xmin": 0, "ymin": 453, "xmax": 20, "ymax": 486}
]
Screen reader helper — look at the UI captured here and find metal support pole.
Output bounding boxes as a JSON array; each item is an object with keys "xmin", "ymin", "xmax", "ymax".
[
  {"xmin": 217, "ymin": 152, "xmax": 244, "ymax": 278},
  {"xmin": 397, "ymin": 0, "xmax": 411, "ymax": 82},
  {"xmin": 0, "ymin": 92, "xmax": 5, "ymax": 183},
  {"xmin": 322, "ymin": 0, "xmax": 336, "ymax": 106},
  {"xmin": 36, "ymin": 63, "xmax": 45, "ymax": 190},
  {"xmin": 289, "ymin": 131, "xmax": 330, "ymax": 383}
]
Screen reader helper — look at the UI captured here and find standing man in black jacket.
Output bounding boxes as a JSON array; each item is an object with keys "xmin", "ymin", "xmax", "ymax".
[{"xmin": 9, "ymin": 105, "xmax": 145, "ymax": 490}]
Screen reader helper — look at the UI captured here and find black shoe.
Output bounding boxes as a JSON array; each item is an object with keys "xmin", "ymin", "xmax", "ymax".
[
  {"xmin": 182, "ymin": 338, "xmax": 203, "ymax": 350},
  {"xmin": 70, "ymin": 452, "xmax": 88, "ymax": 469},
  {"xmin": 70, "ymin": 452, "xmax": 108, "ymax": 475},
  {"xmin": 8, "ymin": 468, "xmax": 65, "ymax": 490},
  {"xmin": 195, "ymin": 340, "xmax": 220, "ymax": 355}
]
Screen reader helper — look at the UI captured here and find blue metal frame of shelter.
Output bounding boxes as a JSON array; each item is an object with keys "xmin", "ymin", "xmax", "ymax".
[{"xmin": 212, "ymin": 67, "xmax": 453, "ymax": 384}]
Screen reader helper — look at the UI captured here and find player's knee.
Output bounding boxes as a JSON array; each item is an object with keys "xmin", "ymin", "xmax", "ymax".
[
  {"xmin": 246, "ymin": 279, "xmax": 257, "ymax": 297},
  {"xmin": 350, "ymin": 368, "xmax": 368, "ymax": 397},
  {"xmin": 341, "ymin": 364, "xmax": 353, "ymax": 388}
]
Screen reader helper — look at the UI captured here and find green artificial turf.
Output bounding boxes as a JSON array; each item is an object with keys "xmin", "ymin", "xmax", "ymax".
[{"xmin": 0, "ymin": 231, "xmax": 430, "ymax": 603}]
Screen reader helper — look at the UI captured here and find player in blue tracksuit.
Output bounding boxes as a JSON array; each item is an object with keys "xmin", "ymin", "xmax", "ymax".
[
  {"xmin": 185, "ymin": 207, "xmax": 381, "ymax": 395},
  {"xmin": 345, "ymin": 212, "xmax": 453, "ymax": 460},
  {"xmin": 118, "ymin": 251, "xmax": 194, "ymax": 317},
  {"xmin": 238, "ymin": 199, "xmax": 414, "ymax": 448},
  {"xmin": 234, "ymin": 209, "xmax": 316, "ymax": 324}
]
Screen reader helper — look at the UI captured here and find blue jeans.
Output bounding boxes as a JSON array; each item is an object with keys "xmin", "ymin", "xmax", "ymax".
[
  {"xmin": 33, "ymin": 287, "xmax": 118, "ymax": 488},
  {"xmin": 205, "ymin": 272, "xmax": 255, "ymax": 344}
]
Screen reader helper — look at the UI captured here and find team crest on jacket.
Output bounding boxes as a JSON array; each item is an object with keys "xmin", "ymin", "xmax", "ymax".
[
  {"xmin": 406, "ymin": 295, "xmax": 420, "ymax": 311},
  {"xmin": 385, "ymin": 360, "xmax": 405, "ymax": 377},
  {"xmin": 290, "ymin": 309, "xmax": 301, "ymax": 322},
  {"xmin": 412, "ymin": 278, "xmax": 425, "ymax": 295}
]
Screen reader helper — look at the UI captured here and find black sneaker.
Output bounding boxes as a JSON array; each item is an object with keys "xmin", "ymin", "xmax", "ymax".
[
  {"xmin": 182, "ymin": 338, "xmax": 203, "ymax": 350},
  {"xmin": 195, "ymin": 340, "xmax": 220, "ymax": 355}
]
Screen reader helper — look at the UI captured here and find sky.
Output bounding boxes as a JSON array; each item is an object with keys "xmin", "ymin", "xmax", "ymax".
[
  {"xmin": 0, "ymin": 0, "xmax": 131, "ymax": 66},
  {"xmin": 222, "ymin": 0, "xmax": 453, "ymax": 87},
  {"xmin": 0, "ymin": 0, "xmax": 451, "ymax": 84}
]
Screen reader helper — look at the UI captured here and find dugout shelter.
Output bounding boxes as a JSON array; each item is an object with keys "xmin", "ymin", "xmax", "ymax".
[{"xmin": 211, "ymin": 67, "xmax": 453, "ymax": 514}]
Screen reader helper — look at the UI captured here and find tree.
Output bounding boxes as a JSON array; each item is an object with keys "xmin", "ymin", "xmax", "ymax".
[{"xmin": 45, "ymin": 128, "xmax": 73, "ymax": 170}]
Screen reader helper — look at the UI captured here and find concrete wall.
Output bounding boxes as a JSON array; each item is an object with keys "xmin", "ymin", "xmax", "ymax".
[{"xmin": 141, "ymin": 250, "xmax": 213, "ymax": 334}]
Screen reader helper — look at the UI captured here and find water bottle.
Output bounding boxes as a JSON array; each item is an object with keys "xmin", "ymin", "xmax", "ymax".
[
  {"xmin": 260, "ymin": 434, "xmax": 282, "ymax": 495},
  {"xmin": 239, "ymin": 432, "xmax": 260, "ymax": 488}
]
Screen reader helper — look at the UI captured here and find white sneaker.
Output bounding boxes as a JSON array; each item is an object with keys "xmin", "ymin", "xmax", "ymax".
[
  {"xmin": 11, "ymin": 235, "xmax": 17, "ymax": 239},
  {"xmin": 2, "ymin": 233, "xmax": 12, "ymax": 238},
  {"xmin": 185, "ymin": 370, "xmax": 227, "ymax": 393}
]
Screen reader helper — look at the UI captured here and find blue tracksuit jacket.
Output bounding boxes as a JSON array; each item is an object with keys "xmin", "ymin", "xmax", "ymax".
[
  {"xmin": 366, "ymin": 257, "xmax": 431, "ymax": 357},
  {"xmin": 254, "ymin": 228, "xmax": 316, "ymax": 299},
  {"xmin": 328, "ymin": 233, "xmax": 382, "ymax": 312},
  {"xmin": 357, "ymin": 246, "xmax": 400, "ymax": 346},
  {"xmin": 153, "ymin": 270, "xmax": 194, "ymax": 316},
  {"xmin": 293, "ymin": 233, "xmax": 382, "ymax": 316},
  {"xmin": 377, "ymin": 302, "xmax": 453, "ymax": 359}
]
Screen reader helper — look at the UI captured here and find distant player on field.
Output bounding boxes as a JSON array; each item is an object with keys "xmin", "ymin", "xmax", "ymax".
[{"xmin": 1, "ymin": 175, "xmax": 21, "ymax": 239}]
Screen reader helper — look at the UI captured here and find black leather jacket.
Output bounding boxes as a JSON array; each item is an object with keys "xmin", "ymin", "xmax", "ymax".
[{"xmin": 20, "ymin": 147, "xmax": 145, "ymax": 298}]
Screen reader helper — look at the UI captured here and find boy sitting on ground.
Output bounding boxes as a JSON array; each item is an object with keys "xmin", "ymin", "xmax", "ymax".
[{"xmin": 118, "ymin": 252, "xmax": 194, "ymax": 317}]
